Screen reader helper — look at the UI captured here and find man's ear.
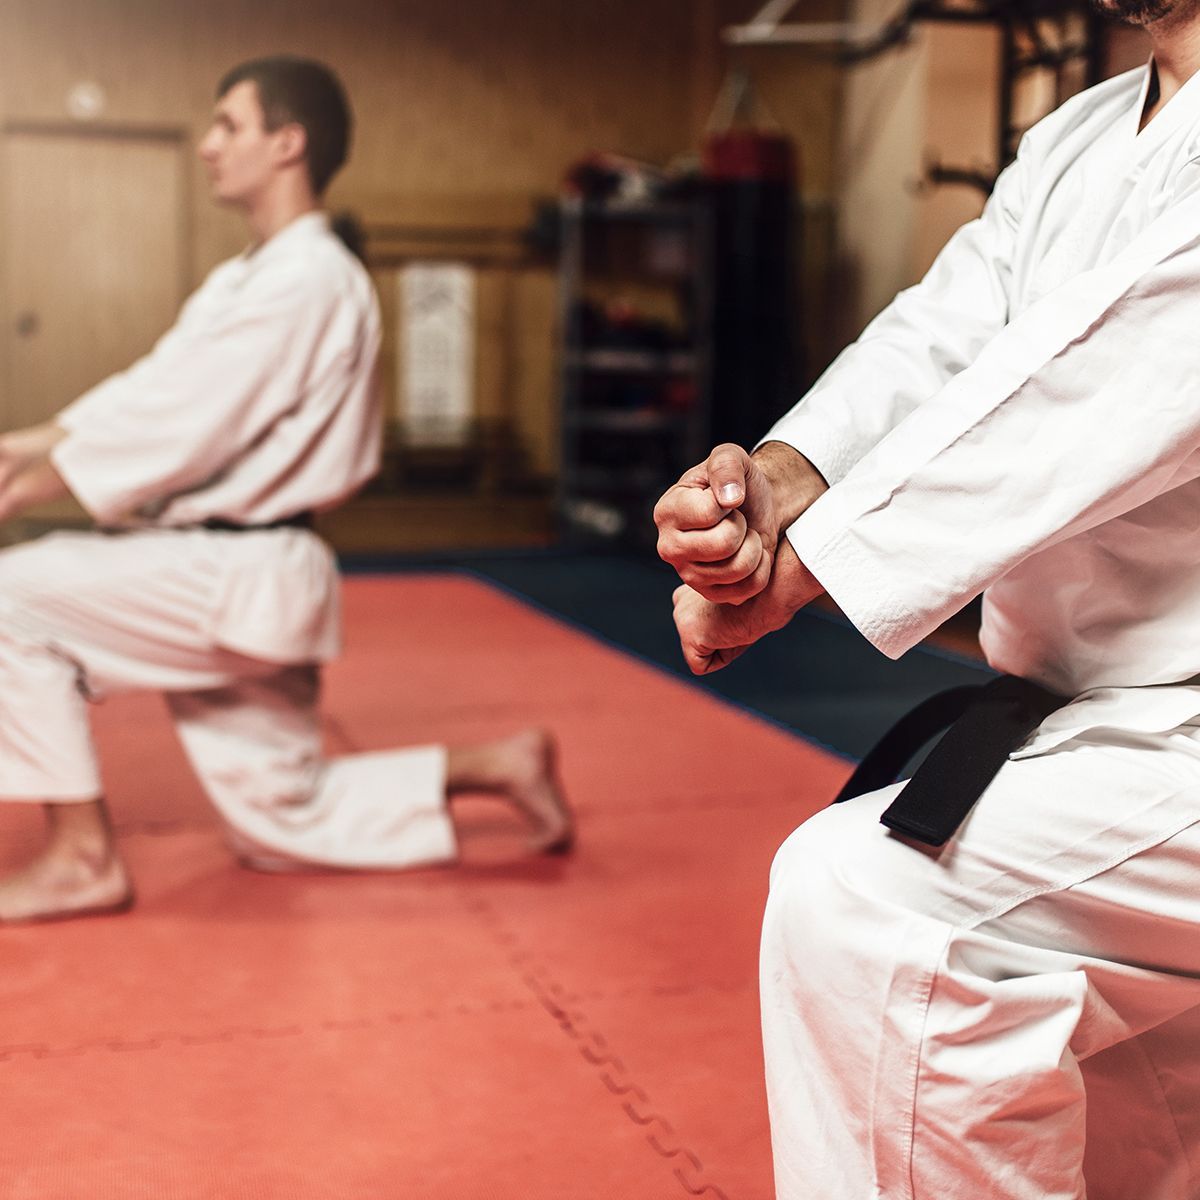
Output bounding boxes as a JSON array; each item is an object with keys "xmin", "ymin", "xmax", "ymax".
[{"xmin": 273, "ymin": 122, "xmax": 308, "ymax": 172}]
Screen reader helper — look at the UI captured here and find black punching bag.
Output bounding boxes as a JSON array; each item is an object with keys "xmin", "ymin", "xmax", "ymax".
[{"xmin": 703, "ymin": 129, "xmax": 803, "ymax": 451}]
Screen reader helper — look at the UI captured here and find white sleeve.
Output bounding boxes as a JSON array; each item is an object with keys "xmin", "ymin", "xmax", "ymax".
[
  {"xmin": 56, "ymin": 286, "xmax": 211, "ymax": 431},
  {"xmin": 786, "ymin": 189, "xmax": 1200, "ymax": 658},
  {"xmin": 51, "ymin": 266, "xmax": 340, "ymax": 523},
  {"xmin": 762, "ymin": 147, "xmax": 1029, "ymax": 485}
]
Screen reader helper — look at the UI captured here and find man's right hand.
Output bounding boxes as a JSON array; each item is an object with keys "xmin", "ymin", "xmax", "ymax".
[
  {"xmin": 653, "ymin": 443, "xmax": 781, "ymax": 605},
  {"xmin": 654, "ymin": 440, "xmax": 828, "ymax": 606}
]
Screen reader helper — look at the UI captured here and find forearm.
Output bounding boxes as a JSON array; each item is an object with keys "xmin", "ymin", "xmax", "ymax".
[
  {"xmin": 0, "ymin": 457, "xmax": 71, "ymax": 523},
  {"xmin": 0, "ymin": 421, "xmax": 67, "ymax": 464}
]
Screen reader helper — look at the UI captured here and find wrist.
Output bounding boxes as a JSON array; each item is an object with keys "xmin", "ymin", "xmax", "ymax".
[
  {"xmin": 752, "ymin": 440, "xmax": 828, "ymax": 531},
  {"xmin": 760, "ymin": 536, "xmax": 822, "ymax": 621}
]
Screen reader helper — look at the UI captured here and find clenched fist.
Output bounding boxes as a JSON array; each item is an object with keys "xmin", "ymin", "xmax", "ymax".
[
  {"xmin": 654, "ymin": 443, "xmax": 783, "ymax": 606},
  {"xmin": 657, "ymin": 439, "xmax": 830, "ymax": 671}
]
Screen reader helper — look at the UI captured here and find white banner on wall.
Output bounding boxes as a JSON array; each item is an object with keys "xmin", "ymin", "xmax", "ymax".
[{"xmin": 398, "ymin": 262, "xmax": 475, "ymax": 447}]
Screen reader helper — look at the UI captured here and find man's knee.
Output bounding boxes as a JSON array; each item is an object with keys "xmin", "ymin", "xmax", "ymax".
[
  {"xmin": 766, "ymin": 801, "xmax": 876, "ymax": 946},
  {"xmin": 769, "ymin": 787, "xmax": 899, "ymax": 891},
  {"xmin": 765, "ymin": 785, "xmax": 936, "ymax": 952}
]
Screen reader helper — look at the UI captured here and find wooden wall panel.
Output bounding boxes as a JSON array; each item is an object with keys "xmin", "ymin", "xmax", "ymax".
[
  {"xmin": 0, "ymin": 0, "xmax": 844, "ymax": 469},
  {"xmin": 2, "ymin": 127, "xmax": 186, "ymax": 428},
  {"xmin": 0, "ymin": 0, "xmax": 715, "ymax": 274}
]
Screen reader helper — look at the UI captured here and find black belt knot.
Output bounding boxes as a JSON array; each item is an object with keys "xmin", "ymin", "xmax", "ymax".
[{"xmin": 834, "ymin": 674, "xmax": 1070, "ymax": 847}]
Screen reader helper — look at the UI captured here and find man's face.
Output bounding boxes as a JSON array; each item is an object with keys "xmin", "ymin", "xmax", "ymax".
[{"xmin": 198, "ymin": 80, "xmax": 287, "ymax": 207}]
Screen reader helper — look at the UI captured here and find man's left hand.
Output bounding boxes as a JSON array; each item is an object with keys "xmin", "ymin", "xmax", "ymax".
[{"xmin": 672, "ymin": 538, "xmax": 824, "ymax": 674}]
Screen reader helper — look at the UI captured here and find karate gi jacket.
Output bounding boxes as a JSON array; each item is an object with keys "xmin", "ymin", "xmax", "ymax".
[
  {"xmin": 49, "ymin": 212, "xmax": 382, "ymax": 664},
  {"xmin": 766, "ymin": 63, "xmax": 1200, "ymax": 754}
]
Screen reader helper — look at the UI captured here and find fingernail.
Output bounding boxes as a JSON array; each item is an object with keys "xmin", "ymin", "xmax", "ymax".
[{"xmin": 718, "ymin": 483, "xmax": 741, "ymax": 505}]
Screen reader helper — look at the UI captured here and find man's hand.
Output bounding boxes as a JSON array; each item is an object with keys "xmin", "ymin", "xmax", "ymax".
[
  {"xmin": 654, "ymin": 441, "xmax": 827, "ymax": 606},
  {"xmin": 672, "ymin": 538, "xmax": 824, "ymax": 674},
  {"xmin": 0, "ymin": 424, "xmax": 66, "ymax": 499},
  {"xmin": 0, "ymin": 454, "xmax": 70, "ymax": 524},
  {"xmin": 0, "ymin": 439, "xmax": 20, "ymax": 500}
]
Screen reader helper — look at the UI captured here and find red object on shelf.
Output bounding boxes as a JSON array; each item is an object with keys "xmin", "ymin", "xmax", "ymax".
[{"xmin": 663, "ymin": 377, "xmax": 697, "ymax": 411}]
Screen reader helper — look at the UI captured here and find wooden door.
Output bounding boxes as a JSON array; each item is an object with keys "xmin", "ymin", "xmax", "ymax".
[{"xmin": 1, "ymin": 125, "xmax": 187, "ymax": 431}]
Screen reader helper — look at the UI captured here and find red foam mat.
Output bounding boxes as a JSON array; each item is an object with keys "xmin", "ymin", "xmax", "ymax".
[{"xmin": 0, "ymin": 574, "xmax": 850, "ymax": 1199}]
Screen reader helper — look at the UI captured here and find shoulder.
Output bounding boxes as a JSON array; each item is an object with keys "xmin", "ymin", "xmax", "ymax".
[
  {"xmin": 243, "ymin": 217, "xmax": 377, "ymax": 322},
  {"xmin": 1020, "ymin": 66, "xmax": 1145, "ymax": 158}
]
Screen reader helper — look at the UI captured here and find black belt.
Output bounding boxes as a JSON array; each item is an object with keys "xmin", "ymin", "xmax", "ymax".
[
  {"xmin": 834, "ymin": 674, "xmax": 1071, "ymax": 846},
  {"xmin": 200, "ymin": 511, "xmax": 314, "ymax": 533}
]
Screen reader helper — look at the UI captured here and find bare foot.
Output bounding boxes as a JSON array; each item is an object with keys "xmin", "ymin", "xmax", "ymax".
[
  {"xmin": 0, "ymin": 844, "xmax": 134, "ymax": 924},
  {"xmin": 507, "ymin": 729, "xmax": 575, "ymax": 854},
  {"xmin": 448, "ymin": 729, "xmax": 575, "ymax": 855}
]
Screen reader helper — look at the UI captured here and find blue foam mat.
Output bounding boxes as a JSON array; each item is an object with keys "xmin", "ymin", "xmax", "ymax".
[{"xmin": 340, "ymin": 548, "xmax": 993, "ymax": 761}]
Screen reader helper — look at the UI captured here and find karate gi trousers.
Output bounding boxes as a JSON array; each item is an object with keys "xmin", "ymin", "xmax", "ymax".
[
  {"xmin": 0, "ymin": 530, "xmax": 456, "ymax": 868},
  {"xmin": 761, "ymin": 719, "xmax": 1200, "ymax": 1200}
]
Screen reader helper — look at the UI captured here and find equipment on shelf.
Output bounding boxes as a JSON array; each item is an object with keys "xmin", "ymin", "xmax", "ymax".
[{"xmin": 556, "ymin": 196, "xmax": 713, "ymax": 547}]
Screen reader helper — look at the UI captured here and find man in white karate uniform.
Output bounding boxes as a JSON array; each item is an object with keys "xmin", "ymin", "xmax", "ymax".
[
  {"xmin": 0, "ymin": 57, "xmax": 571, "ymax": 924},
  {"xmin": 656, "ymin": 0, "xmax": 1200, "ymax": 1196}
]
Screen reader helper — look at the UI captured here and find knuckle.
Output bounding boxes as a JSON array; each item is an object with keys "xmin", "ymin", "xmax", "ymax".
[
  {"xmin": 711, "ymin": 522, "xmax": 739, "ymax": 555},
  {"xmin": 697, "ymin": 492, "xmax": 723, "ymax": 525},
  {"xmin": 652, "ymin": 491, "xmax": 679, "ymax": 528},
  {"xmin": 729, "ymin": 542, "xmax": 754, "ymax": 574}
]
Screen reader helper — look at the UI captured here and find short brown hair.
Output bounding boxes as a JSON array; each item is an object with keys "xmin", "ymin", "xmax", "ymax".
[{"xmin": 217, "ymin": 57, "xmax": 352, "ymax": 195}]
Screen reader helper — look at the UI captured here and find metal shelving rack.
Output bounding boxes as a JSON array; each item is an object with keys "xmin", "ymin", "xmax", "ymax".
[{"xmin": 556, "ymin": 195, "xmax": 713, "ymax": 546}]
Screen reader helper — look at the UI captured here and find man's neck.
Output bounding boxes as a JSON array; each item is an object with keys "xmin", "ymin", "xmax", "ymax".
[
  {"xmin": 244, "ymin": 186, "xmax": 321, "ymax": 248},
  {"xmin": 1144, "ymin": 2, "xmax": 1200, "ymax": 124}
]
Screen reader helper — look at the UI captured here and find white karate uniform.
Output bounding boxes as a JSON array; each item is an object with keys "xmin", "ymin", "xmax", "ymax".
[
  {"xmin": 0, "ymin": 213, "xmax": 456, "ymax": 869},
  {"xmin": 759, "ymin": 63, "xmax": 1200, "ymax": 1198}
]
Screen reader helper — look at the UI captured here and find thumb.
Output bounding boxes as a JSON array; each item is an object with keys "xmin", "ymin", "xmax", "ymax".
[{"xmin": 705, "ymin": 443, "xmax": 752, "ymax": 510}]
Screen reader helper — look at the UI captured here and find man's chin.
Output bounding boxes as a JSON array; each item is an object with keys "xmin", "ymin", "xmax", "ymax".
[{"xmin": 207, "ymin": 185, "xmax": 243, "ymax": 209}]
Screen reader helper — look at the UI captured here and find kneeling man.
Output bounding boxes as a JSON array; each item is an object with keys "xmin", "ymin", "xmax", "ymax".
[
  {"xmin": 0, "ymin": 57, "xmax": 571, "ymax": 924},
  {"xmin": 656, "ymin": 2, "xmax": 1200, "ymax": 1194}
]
